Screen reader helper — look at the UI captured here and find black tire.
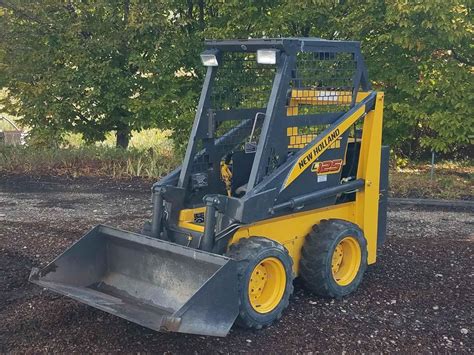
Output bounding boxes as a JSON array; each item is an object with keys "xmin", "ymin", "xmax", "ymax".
[
  {"xmin": 300, "ymin": 219, "xmax": 367, "ymax": 298},
  {"xmin": 226, "ymin": 237, "xmax": 294, "ymax": 329}
]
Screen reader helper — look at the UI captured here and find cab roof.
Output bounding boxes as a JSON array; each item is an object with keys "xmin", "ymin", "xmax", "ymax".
[{"xmin": 204, "ymin": 38, "xmax": 361, "ymax": 53}]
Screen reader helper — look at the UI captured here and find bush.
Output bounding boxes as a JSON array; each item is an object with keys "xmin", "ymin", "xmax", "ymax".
[{"xmin": 0, "ymin": 145, "xmax": 179, "ymax": 179}]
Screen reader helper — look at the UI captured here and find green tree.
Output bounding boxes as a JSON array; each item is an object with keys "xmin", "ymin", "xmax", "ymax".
[
  {"xmin": 192, "ymin": 0, "xmax": 474, "ymax": 156},
  {"xmin": 1, "ymin": 0, "xmax": 472, "ymax": 156},
  {"xmin": 0, "ymin": 0, "xmax": 201, "ymax": 148},
  {"xmin": 339, "ymin": 0, "xmax": 474, "ymax": 156}
]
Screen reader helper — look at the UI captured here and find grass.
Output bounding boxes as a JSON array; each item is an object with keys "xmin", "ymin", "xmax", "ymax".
[
  {"xmin": 390, "ymin": 161, "xmax": 473, "ymax": 200},
  {"xmin": 0, "ymin": 145, "xmax": 179, "ymax": 180},
  {"xmin": 0, "ymin": 127, "xmax": 180, "ymax": 179}
]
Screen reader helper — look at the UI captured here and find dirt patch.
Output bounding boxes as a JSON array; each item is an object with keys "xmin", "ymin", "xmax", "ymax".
[{"xmin": 1, "ymin": 175, "xmax": 472, "ymax": 352}]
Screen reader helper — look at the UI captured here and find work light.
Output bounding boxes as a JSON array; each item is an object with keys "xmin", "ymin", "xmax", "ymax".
[
  {"xmin": 257, "ymin": 49, "xmax": 279, "ymax": 64},
  {"xmin": 200, "ymin": 49, "xmax": 219, "ymax": 66}
]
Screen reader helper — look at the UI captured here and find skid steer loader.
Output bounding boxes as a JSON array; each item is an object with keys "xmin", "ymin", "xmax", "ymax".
[{"xmin": 30, "ymin": 38, "xmax": 389, "ymax": 337}]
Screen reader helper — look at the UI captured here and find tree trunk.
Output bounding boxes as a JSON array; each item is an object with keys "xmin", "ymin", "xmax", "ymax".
[
  {"xmin": 198, "ymin": 0, "xmax": 205, "ymax": 28},
  {"xmin": 115, "ymin": 0, "xmax": 131, "ymax": 150},
  {"xmin": 116, "ymin": 128, "xmax": 130, "ymax": 149}
]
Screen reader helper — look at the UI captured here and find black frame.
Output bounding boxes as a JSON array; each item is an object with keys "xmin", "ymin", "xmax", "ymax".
[{"xmin": 151, "ymin": 38, "xmax": 375, "ymax": 252}]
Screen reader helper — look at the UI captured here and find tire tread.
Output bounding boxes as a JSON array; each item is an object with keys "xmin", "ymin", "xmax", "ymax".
[
  {"xmin": 226, "ymin": 237, "xmax": 294, "ymax": 329},
  {"xmin": 300, "ymin": 219, "xmax": 368, "ymax": 298}
]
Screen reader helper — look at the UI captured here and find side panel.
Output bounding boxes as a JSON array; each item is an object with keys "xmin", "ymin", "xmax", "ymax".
[
  {"xmin": 377, "ymin": 146, "xmax": 390, "ymax": 247},
  {"xmin": 355, "ymin": 92, "xmax": 384, "ymax": 264},
  {"xmin": 229, "ymin": 93, "xmax": 385, "ymax": 274},
  {"xmin": 282, "ymin": 104, "xmax": 367, "ymax": 189},
  {"xmin": 230, "ymin": 202, "xmax": 357, "ymax": 275}
]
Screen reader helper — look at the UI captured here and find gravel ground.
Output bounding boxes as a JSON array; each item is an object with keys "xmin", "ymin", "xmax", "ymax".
[{"xmin": 1, "ymin": 174, "xmax": 473, "ymax": 353}]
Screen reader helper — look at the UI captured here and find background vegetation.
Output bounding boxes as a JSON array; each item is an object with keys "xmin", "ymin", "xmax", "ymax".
[
  {"xmin": 0, "ymin": 0, "xmax": 472, "ymax": 157},
  {"xmin": 0, "ymin": 1, "xmax": 472, "ymax": 200}
]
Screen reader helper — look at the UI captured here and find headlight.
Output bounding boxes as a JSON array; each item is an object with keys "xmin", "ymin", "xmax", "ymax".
[
  {"xmin": 257, "ymin": 49, "xmax": 279, "ymax": 64},
  {"xmin": 200, "ymin": 49, "xmax": 219, "ymax": 66}
]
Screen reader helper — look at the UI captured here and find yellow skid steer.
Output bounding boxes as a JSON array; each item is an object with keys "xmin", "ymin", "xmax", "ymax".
[{"xmin": 30, "ymin": 38, "xmax": 389, "ymax": 337}]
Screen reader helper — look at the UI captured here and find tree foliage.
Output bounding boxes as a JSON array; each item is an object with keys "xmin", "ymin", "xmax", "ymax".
[
  {"xmin": 0, "ymin": 0, "xmax": 201, "ymax": 147},
  {"xmin": 0, "ymin": 0, "xmax": 472, "ymax": 155}
]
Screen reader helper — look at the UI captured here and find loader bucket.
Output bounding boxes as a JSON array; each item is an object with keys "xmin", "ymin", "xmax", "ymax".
[{"xmin": 29, "ymin": 225, "xmax": 239, "ymax": 336}]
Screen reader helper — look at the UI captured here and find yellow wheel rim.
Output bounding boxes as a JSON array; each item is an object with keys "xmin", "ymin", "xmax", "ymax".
[
  {"xmin": 248, "ymin": 257, "xmax": 286, "ymax": 313},
  {"xmin": 331, "ymin": 236, "xmax": 361, "ymax": 286}
]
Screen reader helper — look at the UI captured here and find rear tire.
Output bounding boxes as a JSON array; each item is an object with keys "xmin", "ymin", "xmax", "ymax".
[
  {"xmin": 226, "ymin": 237, "xmax": 294, "ymax": 329},
  {"xmin": 300, "ymin": 219, "xmax": 367, "ymax": 298}
]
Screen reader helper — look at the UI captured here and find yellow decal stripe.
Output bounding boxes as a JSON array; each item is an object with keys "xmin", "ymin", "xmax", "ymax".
[{"xmin": 283, "ymin": 105, "xmax": 366, "ymax": 189}]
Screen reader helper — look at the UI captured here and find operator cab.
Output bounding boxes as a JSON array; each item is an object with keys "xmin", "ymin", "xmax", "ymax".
[
  {"xmin": 182, "ymin": 48, "xmax": 276, "ymax": 205},
  {"xmin": 177, "ymin": 38, "xmax": 370, "ymax": 211}
]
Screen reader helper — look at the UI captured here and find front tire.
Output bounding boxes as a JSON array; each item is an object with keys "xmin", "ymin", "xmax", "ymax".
[
  {"xmin": 226, "ymin": 237, "xmax": 294, "ymax": 329},
  {"xmin": 300, "ymin": 219, "xmax": 368, "ymax": 298}
]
